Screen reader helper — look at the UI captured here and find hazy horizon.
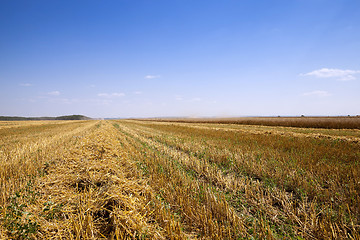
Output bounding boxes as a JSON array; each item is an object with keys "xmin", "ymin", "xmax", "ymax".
[
  {"xmin": 1, "ymin": 1, "xmax": 360, "ymax": 118},
  {"xmin": 1, "ymin": 114, "xmax": 359, "ymax": 120}
]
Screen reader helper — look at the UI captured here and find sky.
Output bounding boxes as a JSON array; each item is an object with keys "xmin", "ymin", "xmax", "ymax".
[{"xmin": 1, "ymin": 0, "xmax": 360, "ymax": 118}]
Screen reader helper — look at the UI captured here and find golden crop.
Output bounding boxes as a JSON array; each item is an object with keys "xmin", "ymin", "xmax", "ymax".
[{"xmin": 0, "ymin": 120, "xmax": 359, "ymax": 239}]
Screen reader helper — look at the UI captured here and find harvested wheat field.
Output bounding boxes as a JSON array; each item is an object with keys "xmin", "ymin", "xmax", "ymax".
[{"xmin": 0, "ymin": 119, "xmax": 359, "ymax": 239}]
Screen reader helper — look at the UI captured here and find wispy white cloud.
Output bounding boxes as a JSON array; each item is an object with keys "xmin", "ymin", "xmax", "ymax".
[
  {"xmin": 46, "ymin": 97, "xmax": 113, "ymax": 106},
  {"xmin": 145, "ymin": 75, "xmax": 161, "ymax": 79},
  {"xmin": 97, "ymin": 92, "xmax": 125, "ymax": 98},
  {"xmin": 51, "ymin": 98, "xmax": 73, "ymax": 104},
  {"xmin": 302, "ymin": 68, "xmax": 360, "ymax": 81},
  {"xmin": 133, "ymin": 91, "xmax": 142, "ymax": 95},
  {"xmin": 19, "ymin": 83, "xmax": 32, "ymax": 87},
  {"xmin": 191, "ymin": 97, "xmax": 202, "ymax": 102},
  {"xmin": 48, "ymin": 91, "xmax": 60, "ymax": 96},
  {"xmin": 174, "ymin": 96, "xmax": 202, "ymax": 102},
  {"xmin": 303, "ymin": 90, "xmax": 331, "ymax": 97},
  {"xmin": 175, "ymin": 95, "xmax": 183, "ymax": 101}
]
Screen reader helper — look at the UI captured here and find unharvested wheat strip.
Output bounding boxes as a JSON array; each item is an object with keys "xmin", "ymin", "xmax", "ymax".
[
  {"xmin": 143, "ymin": 117, "xmax": 360, "ymax": 130},
  {"xmin": 132, "ymin": 119, "xmax": 360, "ymax": 144}
]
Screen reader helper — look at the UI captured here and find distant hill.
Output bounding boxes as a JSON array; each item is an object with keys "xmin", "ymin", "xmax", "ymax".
[
  {"xmin": 0, "ymin": 115, "xmax": 92, "ymax": 121},
  {"xmin": 55, "ymin": 115, "xmax": 92, "ymax": 120}
]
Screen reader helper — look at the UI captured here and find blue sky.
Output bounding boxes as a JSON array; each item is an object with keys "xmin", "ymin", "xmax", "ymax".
[{"xmin": 1, "ymin": 0, "xmax": 359, "ymax": 118}]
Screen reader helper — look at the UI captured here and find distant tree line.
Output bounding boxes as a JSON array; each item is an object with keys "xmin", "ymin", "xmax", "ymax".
[{"xmin": 0, "ymin": 115, "xmax": 91, "ymax": 121}]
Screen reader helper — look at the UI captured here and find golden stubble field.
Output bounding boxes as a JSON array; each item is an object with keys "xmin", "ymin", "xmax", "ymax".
[{"xmin": 0, "ymin": 119, "xmax": 359, "ymax": 239}]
